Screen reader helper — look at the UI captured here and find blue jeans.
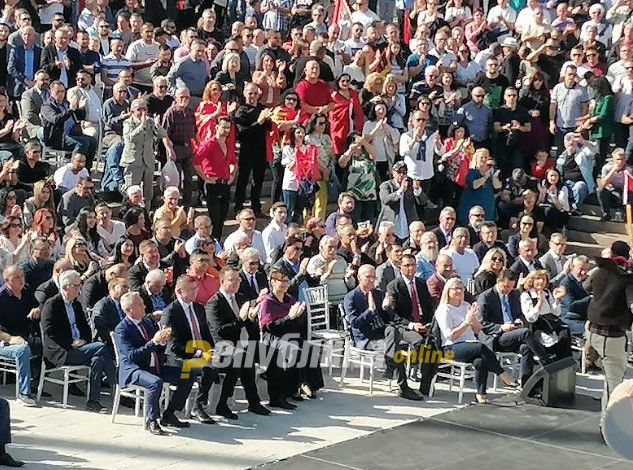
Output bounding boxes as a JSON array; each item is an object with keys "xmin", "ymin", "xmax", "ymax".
[
  {"xmin": 566, "ymin": 180, "xmax": 589, "ymax": 206},
  {"xmin": 0, "ymin": 343, "xmax": 31, "ymax": 395},
  {"xmin": 65, "ymin": 341, "xmax": 116, "ymax": 402},
  {"xmin": 561, "ymin": 313, "xmax": 586, "ymax": 335}
]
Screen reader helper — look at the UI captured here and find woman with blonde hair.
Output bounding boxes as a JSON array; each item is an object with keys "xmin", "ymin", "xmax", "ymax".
[
  {"xmin": 457, "ymin": 148, "xmax": 502, "ymax": 223},
  {"xmin": 360, "ymin": 72, "xmax": 385, "ymax": 119},
  {"xmin": 382, "ymin": 74, "xmax": 406, "ymax": 131},
  {"xmin": 471, "ymin": 247, "xmax": 507, "ymax": 296},
  {"xmin": 436, "ymin": 277, "xmax": 519, "ymax": 403},
  {"xmin": 23, "ymin": 181, "xmax": 56, "ymax": 227},
  {"xmin": 520, "ymin": 270, "xmax": 572, "ymax": 360},
  {"xmin": 64, "ymin": 236, "xmax": 99, "ymax": 279},
  {"xmin": 215, "ymin": 52, "xmax": 245, "ymax": 102}
]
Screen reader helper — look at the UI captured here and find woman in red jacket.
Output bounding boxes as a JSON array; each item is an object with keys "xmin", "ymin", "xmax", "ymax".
[{"xmin": 329, "ymin": 73, "xmax": 364, "ymax": 157}]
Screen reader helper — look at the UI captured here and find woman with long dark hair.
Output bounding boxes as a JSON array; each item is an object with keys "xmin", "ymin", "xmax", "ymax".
[
  {"xmin": 270, "ymin": 90, "xmax": 302, "ymax": 203},
  {"xmin": 73, "ymin": 207, "xmax": 106, "ymax": 258},
  {"xmin": 305, "ymin": 113, "xmax": 334, "ymax": 220},
  {"xmin": 519, "ymin": 70, "xmax": 552, "ymax": 163},
  {"xmin": 124, "ymin": 207, "xmax": 151, "ymax": 247},
  {"xmin": 437, "ymin": 71, "xmax": 461, "ymax": 138},
  {"xmin": 541, "ymin": 168, "xmax": 570, "ymax": 235},
  {"xmin": 252, "ymin": 51, "xmax": 286, "ymax": 108},
  {"xmin": 330, "ymin": 73, "xmax": 364, "ymax": 158},
  {"xmin": 578, "ymin": 76, "xmax": 614, "ymax": 176},
  {"xmin": 112, "ymin": 237, "xmax": 137, "ymax": 268},
  {"xmin": 362, "ymin": 99, "xmax": 400, "ymax": 182}
]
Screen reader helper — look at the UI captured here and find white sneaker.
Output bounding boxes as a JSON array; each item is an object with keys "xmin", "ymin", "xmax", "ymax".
[{"xmin": 18, "ymin": 394, "xmax": 37, "ymax": 407}]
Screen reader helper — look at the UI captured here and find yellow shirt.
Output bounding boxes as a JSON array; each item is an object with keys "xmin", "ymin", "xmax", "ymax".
[{"xmin": 153, "ymin": 205, "xmax": 187, "ymax": 238}]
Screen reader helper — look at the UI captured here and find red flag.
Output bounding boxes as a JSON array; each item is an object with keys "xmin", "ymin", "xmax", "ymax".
[
  {"xmin": 403, "ymin": 13, "xmax": 411, "ymax": 44},
  {"xmin": 332, "ymin": 0, "xmax": 352, "ymax": 26},
  {"xmin": 624, "ymin": 171, "xmax": 633, "ymax": 205}
]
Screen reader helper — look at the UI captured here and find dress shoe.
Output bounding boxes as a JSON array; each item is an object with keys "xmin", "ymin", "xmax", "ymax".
[
  {"xmin": 291, "ymin": 394, "xmax": 304, "ymax": 402},
  {"xmin": 215, "ymin": 405, "xmax": 238, "ymax": 420},
  {"xmin": 398, "ymin": 386, "xmax": 424, "ymax": 401},
  {"xmin": 148, "ymin": 420, "xmax": 165, "ymax": 436},
  {"xmin": 31, "ymin": 386, "xmax": 51, "ymax": 398},
  {"xmin": 268, "ymin": 399, "xmax": 297, "ymax": 410},
  {"xmin": 0, "ymin": 452, "xmax": 24, "ymax": 467},
  {"xmin": 248, "ymin": 403, "xmax": 271, "ymax": 416},
  {"xmin": 86, "ymin": 400, "xmax": 108, "ymax": 413},
  {"xmin": 191, "ymin": 406, "xmax": 215, "ymax": 424},
  {"xmin": 161, "ymin": 413, "xmax": 190, "ymax": 428},
  {"xmin": 69, "ymin": 384, "xmax": 85, "ymax": 397}
]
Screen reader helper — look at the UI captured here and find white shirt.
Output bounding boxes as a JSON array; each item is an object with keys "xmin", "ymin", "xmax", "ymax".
[
  {"xmin": 126, "ymin": 40, "xmax": 160, "ymax": 86},
  {"xmin": 70, "ymin": 86, "xmax": 102, "ymax": 123},
  {"xmin": 444, "ymin": 247, "xmax": 480, "ymax": 284},
  {"xmin": 39, "ymin": 2, "xmax": 63, "ymax": 24},
  {"xmin": 400, "ymin": 130, "xmax": 436, "ymax": 181},
  {"xmin": 350, "ymin": 9, "xmax": 380, "ymax": 32},
  {"xmin": 53, "ymin": 164, "xmax": 90, "ymax": 191},
  {"xmin": 487, "ymin": 5, "xmax": 517, "ymax": 34},
  {"xmin": 343, "ymin": 38, "xmax": 366, "ymax": 58},
  {"xmin": 177, "ymin": 298, "xmax": 203, "ymax": 343},
  {"xmin": 515, "ymin": 7, "xmax": 551, "ymax": 33},
  {"xmin": 262, "ymin": 221, "xmax": 287, "ymax": 263},
  {"xmin": 97, "ymin": 220, "xmax": 127, "ymax": 249},
  {"xmin": 224, "ymin": 228, "xmax": 266, "ymax": 262},
  {"xmin": 436, "ymin": 302, "xmax": 477, "ymax": 346}
]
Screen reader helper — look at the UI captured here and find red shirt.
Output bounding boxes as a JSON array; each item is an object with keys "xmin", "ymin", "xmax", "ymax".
[
  {"xmin": 296, "ymin": 79, "xmax": 332, "ymax": 123},
  {"xmin": 193, "ymin": 135, "xmax": 236, "ymax": 180}
]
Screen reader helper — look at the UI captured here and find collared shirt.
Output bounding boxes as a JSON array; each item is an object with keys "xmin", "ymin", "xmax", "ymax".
[
  {"xmin": 114, "ymin": 299, "xmax": 125, "ymax": 320},
  {"xmin": 495, "ymin": 286, "xmax": 513, "ymax": 324},
  {"xmin": 220, "ymin": 288, "xmax": 240, "ymax": 317},
  {"xmin": 549, "ymin": 250, "xmax": 564, "ymax": 274},
  {"xmin": 262, "ymin": 221, "xmax": 287, "ymax": 263},
  {"xmin": 145, "ymin": 285, "xmax": 167, "ymax": 311},
  {"xmin": 402, "ymin": 275, "xmax": 422, "ymax": 327},
  {"xmin": 102, "ymin": 97, "xmax": 130, "ymax": 134},
  {"xmin": 187, "ymin": 269, "xmax": 219, "ymax": 305},
  {"xmin": 192, "ymin": 135, "xmax": 236, "ymax": 180},
  {"xmin": 102, "ymin": 53, "xmax": 132, "ymax": 83},
  {"xmin": 415, "ymin": 253, "xmax": 436, "ymax": 281},
  {"xmin": 63, "ymin": 298, "xmax": 81, "ymax": 340},
  {"xmin": 162, "ymin": 104, "xmax": 196, "ymax": 145},
  {"xmin": 130, "ymin": 317, "xmax": 159, "ymax": 366},
  {"xmin": 224, "ymin": 228, "xmax": 266, "ymax": 261},
  {"xmin": 24, "ymin": 47, "xmax": 34, "ymax": 81},
  {"xmin": 166, "ymin": 56, "xmax": 207, "ymax": 96},
  {"xmin": 125, "ymin": 39, "xmax": 159, "ymax": 86},
  {"xmin": 519, "ymin": 256, "xmax": 535, "ymax": 272},
  {"xmin": 56, "ymin": 47, "xmax": 69, "ymax": 86},
  {"xmin": 455, "ymin": 101, "xmax": 493, "ymax": 142},
  {"xmin": 551, "ymin": 82, "xmax": 589, "ymax": 128}
]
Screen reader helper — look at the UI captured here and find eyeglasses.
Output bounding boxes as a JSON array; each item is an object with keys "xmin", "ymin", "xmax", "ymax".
[
  {"xmin": 491, "ymin": 256, "xmax": 504, "ymax": 262},
  {"xmin": 474, "ymin": 94, "xmax": 485, "ymax": 97},
  {"xmin": 75, "ymin": 242, "xmax": 88, "ymax": 247},
  {"xmin": 444, "ymin": 216, "xmax": 455, "ymax": 220},
  {"xmin": 285, "ymin": 96, "xmax": 297, "ymax": 101},
  {"xmin": 521, "ymin": 221, "xmax": 534, "ymax": 226},
  {"xmin": 242, "ymin": 217, "xmax": 255, "ymax": 221},
  {"xmin": 9, "ymin": 222, "xmax": 22, "ymax": 228}
]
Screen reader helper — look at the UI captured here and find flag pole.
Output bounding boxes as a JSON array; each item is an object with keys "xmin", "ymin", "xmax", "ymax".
[{"xmin": 627, "ymin": 204, "xmax": 633, "ymax": 248}]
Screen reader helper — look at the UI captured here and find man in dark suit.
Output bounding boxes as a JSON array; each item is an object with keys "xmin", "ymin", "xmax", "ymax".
[
  {"xmin": 376, "ymin": 244, "xmax": 402, "ymax": 291},
  {"xmin": 40, "ymin": 81, "xmax": 96, "ymax": 166},
  {"xmin": 402, "ymin": 221, "xmax": 425, "ymax": 255},
  {"xmin": 40, "ymin": 270, "xmax": 116, "ymax": 413},
  {"xmin": 128, "ymin": 240, "xmax": 167, "ymax": 292},
  {"xmin": 272, "ymin": 236, "xmax": 309, "ymax": 299},
  {"xmin": 7, "ymin": 26, "xmax": 42, "ymax": 99},
  {"xmin": 343, "ymin": 264, "xmax": 423, "ymax": 400},
  {"xmin": 34, "ymin": 258, "xmax": 72, "ymax": 307},
  {"xmin": 238, "ymin": 248, "xmax": 269, "ymax": 301},
  {"xmin": 91, "ymin": 278, "xmax": 129, "ymax": 348},
  {"xmin": 509, "ymin": 238, "xmax": 543, "ymax": 278},
  {"xmin": 20, "ymin": 69, "xmax": 50, "ymax": 139},
  {"xmin": 559, "ymin": 255, "xmax": 591, "ymax": 334},
  {"xmin": 369, "ymin": 222, "xmax": 397, "ymax": 266},
  {"xmin": 206, "ymin": 267, "xmax": 270, "ymax": 419},
  {"xmin": 40, "ymin": 28, "xmax": 82, "ymax": 88},
  {"xmin": 114, "ymin": 291, "xmax": 195, "ymax": 434},
  {"xmin": 163, "ymin": 275, "xmax": 217, "ymax": 424},
  {"xmin": 477, "ymin": 270, "xmax": 550, "ymax": 385},
  {"xmin": 431, "ymin": 207, "xmax": 456, "ymax": 250},
  {"xmin": 81, "ymin": 263, "xmax": 128, "ymax": 313},
  {"xmin": 472, "ymin": 222, "xmax": 509, "ymax": 263},
  {"xmin": 463, "ymin": 205, "xmax": 485, "ymax": 246},
  {"xmin": 376, "ymin": 162, "xmax": 428, "ymax": 241}
]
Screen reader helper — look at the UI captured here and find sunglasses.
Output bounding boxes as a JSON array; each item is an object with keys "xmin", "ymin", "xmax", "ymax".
[
  {"xmin": 491, "ymin": 256, "xmax": 504, "ymax": 262},
  {"xmin": 9, "ymin": 222, "xmax": 22, "ymax": 228},
  {"xmin": 285, "ymin": 96, "xmax": 297, "ymax": 101},
  {"xmin": 317, "ymin": 121, "xmax": 327, "ymax": 125},
  {"xmin": 75, "ymin": 242, "xmax": 88, "ymax": 247},
  {"xmin": 471, "ymin": 213, "xmax": 485, "ymax": 217}
]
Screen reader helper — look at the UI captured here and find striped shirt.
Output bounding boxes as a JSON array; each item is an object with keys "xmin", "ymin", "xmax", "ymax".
[{"xmin": 101, "ymin": 53, "xmax": 132, "ymax": 83}]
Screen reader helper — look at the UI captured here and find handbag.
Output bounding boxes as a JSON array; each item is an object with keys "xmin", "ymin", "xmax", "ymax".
[{"xmin": 327, "ymin": 162, "xmax": 342, "ymax": 203}]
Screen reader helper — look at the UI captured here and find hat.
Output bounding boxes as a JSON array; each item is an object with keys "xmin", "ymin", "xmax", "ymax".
[
  {"xmin": 393, "ymin": 161, "xmax": 407, "ymax": 173},
  {"xmin": 512, "ymin": 168, "xmax": 526, "ymax": 182},
  {"xmin": 611, "ymin": 241, "xmax": 630, "ymax": 259},
  {"xmin": 501, "ymin": 37, "xmax": 518, "ymax": 48}
]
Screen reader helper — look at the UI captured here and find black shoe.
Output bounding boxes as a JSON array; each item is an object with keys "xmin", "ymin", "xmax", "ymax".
[
  {"xmin": 69, "ymin": 383, "xmax": 85, "ymax": 397},
  {"xmin": 86, "ymin": 400, "xmax": 108, "ymax": 413},
  {"xmin": 248, "ymin": 403, "xmax": 271, "ymax": 416},
  {"xmin": 0, "ymin": 452, "xmax": 24, "ymax": 467},
  {"xmin": 161, "ymin": 413, "xmax": 190, "ymax": 428},
  {"xmin": 269, "ymin": 399, "xmax": 297, "ymax": 410},
  {"xmin": 120, "ymin": 396, "xmax": 136, "ymax": 409},
  {"xmin": 32, "ymin": 385, "xmax": 51, "ymax": 398},
  {"xmin": 191, "ymin": 406, "xmax": 215, "ymax": 424},
  {"xmin": 148, "ymin": 420, "xmax": 165, "ymax": 436},
  {"xmin": 600, "ymin": 213, "xmax": 611, "ymax": 222},
  {"xmin": 291, "ymin": 394, "xmax": 304, "ymax": 401},
  {"xmin": 216, "ymin": 405, "xmax": 238, "ymax": 420},
  {"xmin": 398, "ymin": 386, "xmax": 424, "ymax": 401}
]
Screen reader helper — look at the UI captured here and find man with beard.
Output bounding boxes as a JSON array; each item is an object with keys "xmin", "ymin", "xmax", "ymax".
[
  {"xmin": 415, "ymin": 232, "xmax": 439, "ymax": 281},
  {"xmin": 426, "ymin": 254, "xmax": 454, "ymax": 306},
  {"xmin": 464, "ymin": 206, "xmax": 485, "ymax": 246}
]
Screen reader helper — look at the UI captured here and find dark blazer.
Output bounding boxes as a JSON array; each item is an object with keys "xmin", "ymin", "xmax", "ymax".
[
  {"xmin": 342, "ymin": 287, "xmax": 388, "ymax": 349},
  {"xmin": 559, "ymin": 272, "xmax": 590, "ymax": 317},
  {"xmin": 114, "ymin": 316, "xmax": 165, "ymax": 387},
  {"xmin": 238, "ymin": 270, "xmax": 269, "ymax": 301},
  {"xmin": 8, "ymin": 45, "xmax": 42, "ymax": 97},
  {"xmin": 376, "ymin": 179, "xmax": 424, "ymax": 229},
  {"xmin": 509, "ymin": 257, "xmax": 543, "ymax": 278},
  {"xmin": 472, "ymin": 240, "xmax": 509, "ymax": 263},
  {"xmin": 431, "ymin": 227, "xmax": 451, "ymax": 250},
  {"xmin": 272, "ymin": 257, "xmax": 306, "ymax": 299},
  {"xmin": 40, "ymin": 98, "xmax": 86, "ymax": 149},
  {"xmin": 92, "ymin": 296, "xmax": 123, "ymax": 345},
  {"xmin": 40, "ymin": 45, "xmax": 83, "ymax": 87},
  {"xmin": 41, "ymin": 293, "xmax": 92, "ymax": 367},
  {"xmin": 477, "ymin": 286, "xmax": 523, "ymax": 347},
  {"xmin": 80, "ymin": 271, "xmax": 107, "ymax": 312},
  {"xmin": 163, "ymin": 299, "xmax": 214, "ymax": 365},
  {"xmin": 386, "ymin": 276, "xmax": 434, "ymax": 328},
  {"xmin": 376, "ymin": 262, "xmax": 398, "ymax": 292},
  {"xmin": 34, "ymin": 278, "xmax": 59, "ymax": 307},
  {"xmin": 465, "ymin": 225, "xmax": 481, "ymax": 246},
  {"xmin": 205, "ymin": 291, "xmax": 259, "ymax": 346}
]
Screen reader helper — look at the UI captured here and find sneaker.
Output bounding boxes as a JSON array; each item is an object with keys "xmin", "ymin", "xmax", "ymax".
[
  {"xmin": 613, "ymin": 211, "xmax": 625, "ymax": 223},
  {"xmin": 18, "ymin": 394, "xmax": 36, "ymax": 407}
]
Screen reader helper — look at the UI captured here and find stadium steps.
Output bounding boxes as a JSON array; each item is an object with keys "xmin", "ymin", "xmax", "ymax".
[{"xmin": 566, "ymin": 205, "xmax": 628, "ymax": 259}]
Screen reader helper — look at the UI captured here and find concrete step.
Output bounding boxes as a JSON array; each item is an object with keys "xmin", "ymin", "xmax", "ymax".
[
  {"xmin": 565, "ymin": 230, "xmax": 625, "ymax": 247},
  {"xmin": 567, "ymin": 215, "xmax": 628, "ymax": 235},
  {"xmin": 566, "ymin": 241, "xmax": 605, "ymax": 259},
  {"xmin": 579, "ymin": 204, "xmax": 602, "ymax": 217}
]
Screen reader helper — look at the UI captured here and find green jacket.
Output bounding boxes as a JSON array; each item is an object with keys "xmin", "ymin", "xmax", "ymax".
[{"xmin": 589, "ymin": 95, "xmax": 614, "ymax": 139}]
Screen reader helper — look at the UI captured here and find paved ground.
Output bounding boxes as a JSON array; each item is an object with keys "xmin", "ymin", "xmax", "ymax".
[{"xmin": 2, "ymin": 361, "xmax": 630, "ymax": 469}]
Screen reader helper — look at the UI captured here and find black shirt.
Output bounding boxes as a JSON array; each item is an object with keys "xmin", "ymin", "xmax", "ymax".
[
  {"xmin": 0, "ymin": 44, "xmax": 7, "ymax": 88},
  {"xmin": 146, "ymin": 94, "xmax": 174, "ymax": 119},
  {"xmin": 561, "ymin": 152, "xmax": 582, "ymax": 182},
  {"xmin": 17, "ymin": 160, "xmax": 51, "ymax": 186},
  {"xmin": 0, "ymin": 285, "xmax": 39, "ymax": 339},
  {"xmin": 197, "ymin": 27, "xmax": 225, "ymax": 46},
  {"xmin": 494, "ymin": 105, "xmax": 530, "ymax": 148},
  {"xmin": 234, "ymin": 103, "xmax": 271, "ymax": 158},
  {"xmin": 472, "ymin": 73, "xmax": 510, "ymax": 109},
  {"xmin": 537, "ymin": 53, "xmax": 565, "ymax": 89}
]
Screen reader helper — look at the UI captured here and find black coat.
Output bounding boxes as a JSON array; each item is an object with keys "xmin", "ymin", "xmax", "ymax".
[
  {"xmin": 271, "ymin": 257, "xmax": 306, "ymax": 299},
  {"xmin": 386, "ymin": 276, "xmax": 435, "ymax": 328},
  {"xmin": 35, "ymin": 278, "xmax": 59, "ymax": 307},
  {"xmin": 238, "ymin": 270, "xmax": 269, "ymax": 301},
  {"xmin": 80, "ymin": 271, "xmax": 107, "ymax": 312},
  {"xmin": 163, "ymin": 299, "xmax": 213, "ymax": 366},
  {"xmin": 584, "ymin": 257, "xmax": 633, "ymax": 330},
  {"xmin": 40, "ymin": 99, "xmax": 86, "ymax": 150},
  {"xmin": 205, "ymin": 291, "xmax": 259, "ymax": 346},
  {"xmin": 40, "ymin": 45, "xmax": 83, "ymax": 87}
]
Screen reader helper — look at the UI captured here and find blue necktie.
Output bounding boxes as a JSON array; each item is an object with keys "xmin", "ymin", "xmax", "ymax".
[
  {"xmin": 501, "ymin": 295, "xmax": 513, "ymax": 323},
  {"xmin": 416, "ymin": 134, "xmax": 427, "ymax": 162}
]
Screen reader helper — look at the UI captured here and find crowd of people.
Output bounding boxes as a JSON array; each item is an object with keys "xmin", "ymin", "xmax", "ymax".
[{"xmin": 0, "ymin": 0, "xmax": 631, "ymax": 462}]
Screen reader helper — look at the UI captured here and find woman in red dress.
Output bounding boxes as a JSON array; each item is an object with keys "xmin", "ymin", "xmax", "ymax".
[{"xmin": 329, "ymin": 73, "xmax": 364, "ymax": 157}]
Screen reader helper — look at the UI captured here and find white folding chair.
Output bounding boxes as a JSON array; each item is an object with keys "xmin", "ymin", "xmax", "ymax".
[
  {"xmin": 0, "ymin": 357, "xmax": 20, "ymax": 398},
  {"xmin": 305, "ymin": 286, "xmax": 346, "ymax": 375},
  {"xmin": 493, "ymin": 352, "xmax": 521, "ymax": 391},
  {"xmin": 429, "ymin": 359, "xmax": 474, "ymax": 404}
]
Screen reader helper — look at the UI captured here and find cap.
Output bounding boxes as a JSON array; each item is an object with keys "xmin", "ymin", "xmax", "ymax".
[
  {"xmin": 501, "ymin": 37, "xmax": 518, "ymax": 48},
  {"xmin": 393, "ymin": 161, "xmax": 407, "ymax": 173},
  {"xmin": 512, "ymin": 168, "xmax": 526, "ymax": 182},
  {"xmin": 611, "ymin": 241, "xmax": 630, "ymax": 259}
]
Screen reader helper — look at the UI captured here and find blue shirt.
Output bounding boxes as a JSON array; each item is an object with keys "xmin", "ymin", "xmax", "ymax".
[
  {"xmin": 64, "ymin": 300, "xmax": 81, "ymax": 340},
  {"xmin": 415, "ymin": 254, "xmax": 435, "ymax": 281},
  {"xmin": 24, "ymin": 47, "xmax": 34, "ymax": 81}
]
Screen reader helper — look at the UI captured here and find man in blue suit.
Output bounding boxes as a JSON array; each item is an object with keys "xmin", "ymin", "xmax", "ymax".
[
  {"xmin": 7, "ymin": 26, "xmax": 42, "ymax": 99},
  {"xmin": 343, "ymin": 264, "xmax": 423, "ymax": 401},
  {"xmin": 92, "ymin": 278, "xmax": 129, "ymax": 350},
  {"xmin": 477, "ymin": 269, "xmax": 550, "ymax": 385},
  {"xmin": 559, "ymin": 255, "xmax": 591, "ymax": 335},
  {"xmin": 114, "ymin": 291, "xmax": 195, "ymax": 435}
]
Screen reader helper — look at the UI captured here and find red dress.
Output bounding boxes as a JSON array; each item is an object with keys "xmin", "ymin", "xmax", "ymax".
[
  {"xmin": 329, "ymin": 89, "xmax": 364, "ymax": 155},
  {"xmin": 193, "ymin": 100, "xmax": 236, "ymax": 153}
]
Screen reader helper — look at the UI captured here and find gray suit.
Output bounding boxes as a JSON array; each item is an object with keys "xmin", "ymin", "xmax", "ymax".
[
  {"xmin": 376, "ymin": 179, "xmax": 426, "ymax": 232},
  {"xmin": 376, "ymin": 261, "xmax": 399, "ymax": 292},
  {"xmin": 20, "ymin": 86, "xmax": 47, "ymax": 138},
  {"xmin": 539, "ymin": 251, "xmax": 569, "ymax": 287}
]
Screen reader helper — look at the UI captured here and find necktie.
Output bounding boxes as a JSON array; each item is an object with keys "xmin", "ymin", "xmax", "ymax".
[
  {"xmin": 501, "ymin": 295, "xmax": 513, "ymax": 324},
  {"xmin": 188, "ymin": 305, "xmax": 202, "ymax": 341},
  {"xmin": 230, "ymin": 295, "xmax": 239, "ymax": 317},
  {"xmin": 66, "ymin": 302, "xmax": 81, "ymax": 340},
  {"xmin": 409, "ymin": 281, "xmax": 420, "ymax": 322},
  {"xmin": 115, "ymin": 301, "xmax": 125, "ymax": 320},
  {"xmin": 249, "ymin": 275, "xmax": 257, "ymax": 293},
  {"xmin": 138, "ymin": 321, "xmax": 160, "ymax": 373}
]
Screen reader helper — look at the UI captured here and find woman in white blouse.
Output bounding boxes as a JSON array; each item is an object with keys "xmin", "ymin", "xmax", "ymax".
[
  {"xmin": 436, "ymin": 277, "xmax": 519, "ymax": 403},
  {"xmin": 520, "ymin": 270, "xmax": 572, "ymax": 360},
  {"xmin": 95, "ymin": 202, "xmax": 126, "ymax": 253},
  {"xmin": 0, "ymin": 216, "xmax": 31, "ymax": 271}
]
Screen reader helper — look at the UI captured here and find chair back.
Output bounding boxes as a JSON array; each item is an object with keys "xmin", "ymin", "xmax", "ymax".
[
  {"xmin": 338, "ymin": 303, "xmax": 356, "ymax": 347},
  {"xmin": 110, "ymin": 331, "xmax": 121, "ymax": 368},
  {"xmin": 305, "ymin": 286, "xmax": 329, "ymax": 340}
]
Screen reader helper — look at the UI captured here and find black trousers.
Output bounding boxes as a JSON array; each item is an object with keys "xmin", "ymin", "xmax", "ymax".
[
  {"xmin": 173, "ymin": 145, "xmax": 196, "ymax": 209},
  {"xmin": 218, "ymin": 363, "xmax": 261, "ymax": 409},
  {"xmin": 205, "ymin": 182, "xmax": 231, "ymax": 240},
  {"xmin": 596, "ymin": 186, "xmax": 622, "ymax": 216},
  {"xmin": 372, "ymin": 325, "xmax": 410, "ymax": 387},
  {"xmin": 189, "ymin": 363, "xmax": 218, "ymax": 407},
  {"xmin": 0, "ymin": 398, "xmax": 10, "ymax": 445},
  {"xmin": 494, "ymin": 327, "xmax": 550, "ymax": 385},
  {"xmin": 235, "ymin": 155, "xmax": 266, "ymax": 212},
  {"xmin": 270, "ymin": 160, "xmax": 284, "ymax": 203}
]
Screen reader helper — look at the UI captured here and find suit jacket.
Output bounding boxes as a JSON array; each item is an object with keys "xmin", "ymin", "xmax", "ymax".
[
  {"xmin": 34, "ymin": 278, "xmax": 59, "ymax": 307},
  {"xmin": 342, "ymin": 287, "xmax": 389, "ymax": 349},
  {"xmin": 539, "ymin": 251, "xmax": 569, "ymax": 287},
  {"xmin": 40, "ymin": 45, "xmax": 83, "ymax": 87},
  {"xmin": 80, "ymin": 271, "xmax": 107, "ymax": 312},
  {"xmin": 92, "ymin": 296, "xmax": 124, "ymax": 345},
  {"xmin": 386, "ymin": 276, "xmax": 434, "ymax": 328},
  {"xmin": 40, "ymin": 98, "xmax": 86, "ymax": 149},
  {"xmin": 477, "ymin": 287, "xmax": 523, "ymax": 347},
  {"xmin": 426, "ymin": 272, "xmax": 447, "ymax": 305},
  {"xmin": 114, "ymin": 316, "xmax": 165, "ymax": 387},
  {"xmin": 41, "ymin": 294, "xmax": 92, "ymax": 367},
  {"xmin": 376, "ymin": 262, "xmax": 398, "ymax": 292},
  {"xmin": 121, "ymin": 115, "xmax": 167, "ymax": 168},
  {"xmin": 559, "ymin": 272, "xmax": 590, "ymax": 317},
  {"xmin": 205, "ymin": 291, "xmax": 259, "ymax": 346},
  {"xmin": 238, "ymin": 270, "xmax": 269, "ymax": 301},
  {"xmin": 7, "ymin": 44, "xmax": 42, "ymax": 97},
  {"xmin": 376, "ymin": 179, "xmax": 424, "ymax": 229},
  {"xmin": 465, "ymin": 225, "xmax": 481, "ymax": 246},
  {"xmin": 163, "ymin": 299, "xmax": 213, "ymax": 366},
  {"xmin": 20, "ymin": 86, "xmax": 45, "ymax": 136},
  {"xmin": 272, "ymin": 257, "xmax": 307, "ymax": 299},
  {"xmin": 431, "ymin": 227, "xmax": 451, "ymax": 250},
  {"xmin": 509, "ymin": 257, "xmax": 543, "ymax": 278}
]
